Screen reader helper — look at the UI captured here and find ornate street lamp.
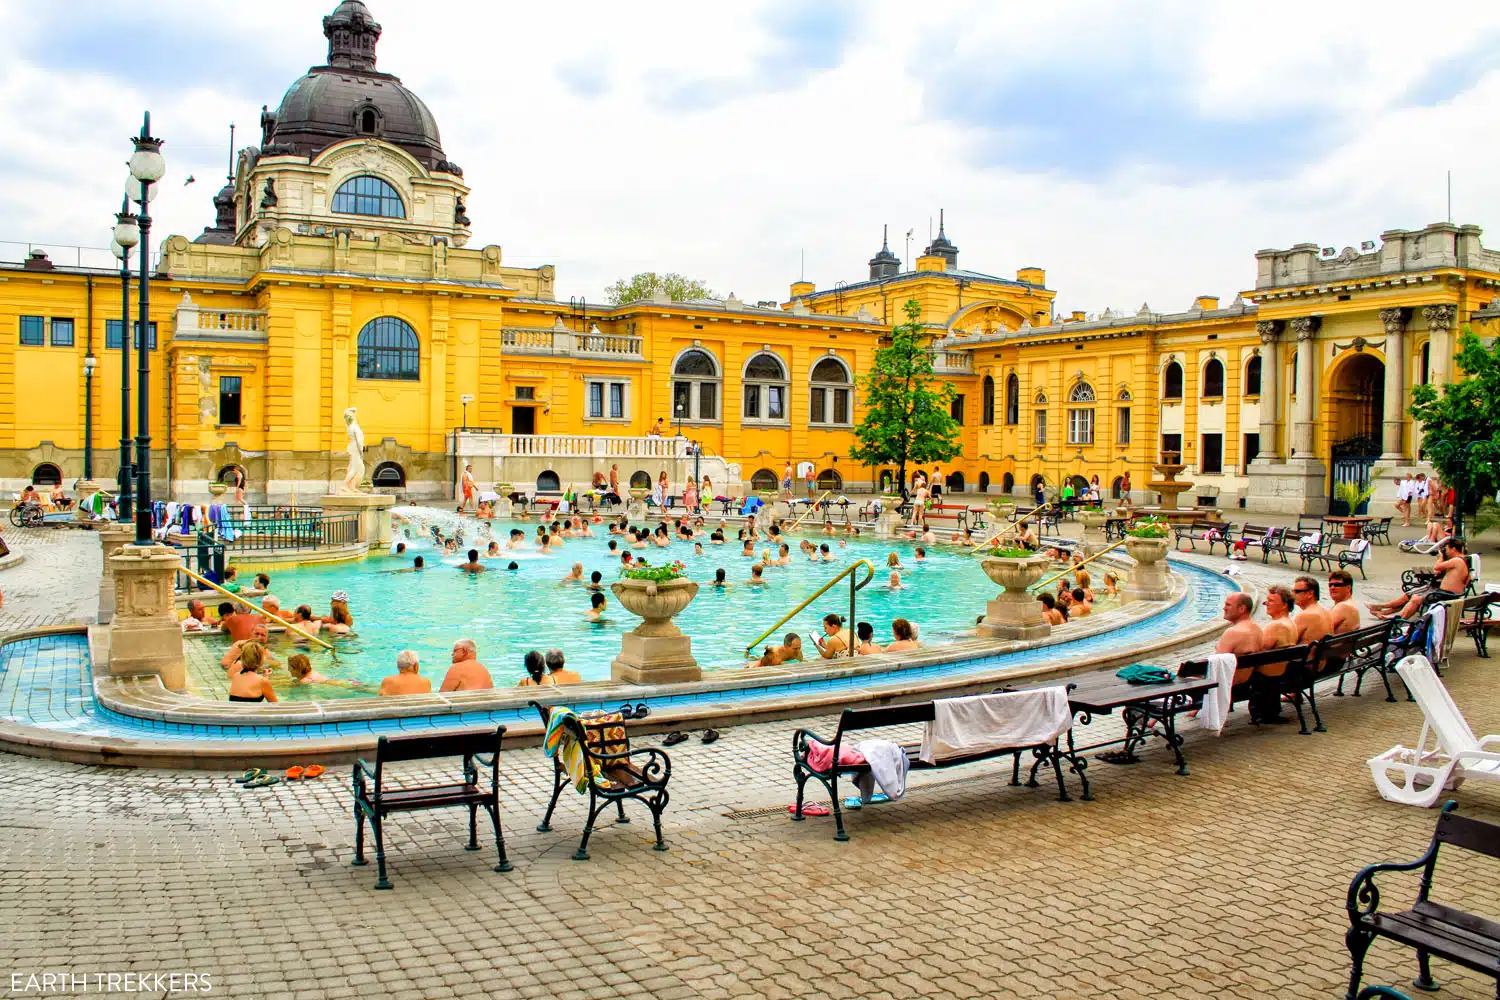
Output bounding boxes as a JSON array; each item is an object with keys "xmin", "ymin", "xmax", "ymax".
[
  {"xmin": 110, "ymin": 206, "xmax": 138, "ymax": 523},
  {"xmin": 82, "ymin": 351, "xmax": 97, "ymax": 480},
  {"xmin": 125, "ymin": 112, "xmax": 165, "ymax": 545}
]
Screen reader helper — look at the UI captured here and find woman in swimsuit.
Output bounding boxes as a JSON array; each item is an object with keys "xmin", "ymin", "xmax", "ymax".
[{"xmin": 227, "ymin": 642, "xmax": 277, "ymax": 702}]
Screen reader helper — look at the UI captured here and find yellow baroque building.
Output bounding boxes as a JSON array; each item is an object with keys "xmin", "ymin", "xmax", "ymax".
[{"xmin": 3, "ymin": 0, "xmax": 1499, "ymax": 515}]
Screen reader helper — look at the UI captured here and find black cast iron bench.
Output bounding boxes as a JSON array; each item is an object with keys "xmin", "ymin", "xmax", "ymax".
[
  {"xmin": 1460, "ymin": 592, "xmax": 1498, "ymax": 658},
  {"xmin": 1173, "ymin": 519, "xmax": 1233, "ymax": 553},
  {"xmin": 351, "ymin": 726, "xmax": 512, "ymax": 890},
  {"xmin": 531, "ymin": 703, "xmax": 672, "ymax": 860},
  {"xmin": 1277, "ymin": 620, "xmax": 1398, "ymax": 730},
  {"xmin": 790, "ymin": 700, "xmax": 1079, "ymax": 842},
  {"xmin": 1345, "ymin": 801, "xmax": 1500, "ymax": 1000},
  {"xmin": 1178, "ymin": 644, "xmax": 1312, "ymax": 727}
]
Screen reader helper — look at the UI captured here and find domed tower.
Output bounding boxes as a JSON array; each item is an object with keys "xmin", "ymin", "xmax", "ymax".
[
  {"xmin": 210, "ymin": 1, "xmax": 471, "ymax": 248},
  {"xmin": 867, "ymin": 225, "xmax": 901, "ymax": 281},
  {"xmin": 923, "ymin": 209, "xmax": 958, "ymax": 270}
]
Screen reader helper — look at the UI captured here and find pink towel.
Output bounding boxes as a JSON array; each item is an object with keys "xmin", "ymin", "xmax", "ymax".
[{"xmin": 805, "ymin": 739, "xmax": 866, "ymax": 772}]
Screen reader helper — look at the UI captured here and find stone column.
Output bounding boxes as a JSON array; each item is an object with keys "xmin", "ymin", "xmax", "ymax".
[
  {"xmin": 1254, "ymin": 321, "xmax": 1282, "ymax": 461},
  {"xmin": 107, "ymin": 543, "xmax": 186, "ymax": 691},
  {"xmin": 1290, "ymin": 316, "xmax": 1320, "ymax": 459},
  {"xmin": 1379, "ymin": 308, "xmax": 1409, "ymax": 460},
  {"xmin": 96, "ymin": 522, "xmax": 135, "ymax": 624},
  {"xmin": 1423, "ymin": 303, "xmax": 1457, "ymax": 388}
]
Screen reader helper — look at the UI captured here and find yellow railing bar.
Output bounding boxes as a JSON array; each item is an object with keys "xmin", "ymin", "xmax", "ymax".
[
  {"xmin": 178, "ymin": 565, "xmax": 335, "ymax": 650},
  {"xmin": 1035, "ymin": 538, "xmax": 1129, "ymax": 591},
  {"xmin": 970, "ymin": 502, "xmax": 1052, "ymax": 551},
  {"xmin": 744, "ymin": 559, "xmax": 874, "ymax": 656},
  {"xmin": 786, "ymin": 490, "xmax": 834, "ymax": 532}
]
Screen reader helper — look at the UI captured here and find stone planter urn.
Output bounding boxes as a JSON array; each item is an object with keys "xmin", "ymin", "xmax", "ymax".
[
  {"xmin": 992, "ymin": 501, "xmax": 1017, "ymax": 523},
  {"xmin": 1122, "ymin": 535, "xmax": 1173, "ymax": 602},
  {"xmin": 207, "ymin": 482, "xmax": 229, "ymax": 498},
  {"xmin": 876, "ymin": 495, "xmax": 907, "ymax": 537},
  {"xmin": 977, "ymin": 554, "xmax": 1053, "ymax": 640},
  {"xmin": 610, "ymin": 576, "xmax": 702, "ymax": 684},
  {"xmin": 627, "ymin": 486, "xmax": 650, "ymax": 521}
]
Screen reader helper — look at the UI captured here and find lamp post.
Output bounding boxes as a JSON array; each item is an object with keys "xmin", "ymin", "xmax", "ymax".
[
  {"xmin": 126, "ymin": 112, "xmax": 166, "ymax": 546},
  {"xmin": 82, "ymin": 352, "xmax": 97, "ymax": 479},
  {"xmin": 111, "ymin": 203, "xmax": 138, "ymax": 523}
]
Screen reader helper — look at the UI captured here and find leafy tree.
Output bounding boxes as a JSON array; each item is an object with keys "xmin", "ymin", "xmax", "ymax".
[
  {"xmin": 604, "ymin": 272, "xmax": 714, "ymax": 306},
  {"xmin": 1409, "ymin": 326, "xmax": 1500, "ymax": 536},
  {"xmin": 850, "ymin": 299, "xmax": 963, "ymax": 496}
]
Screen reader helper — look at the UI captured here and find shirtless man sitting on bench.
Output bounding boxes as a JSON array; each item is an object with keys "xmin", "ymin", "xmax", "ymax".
[{"xmin": 1368, "ymin": 538, "xmax": 1470, "ymax": 620}]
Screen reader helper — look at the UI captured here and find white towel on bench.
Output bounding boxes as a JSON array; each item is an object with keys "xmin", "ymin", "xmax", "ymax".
[
  {"xmin": 1193, "ymin": 653, "xmax": 1236, "ymax": 735},
  {"xmin": 919, "ymin": 688, "xmax": 1072, "ymax": 765},
  {"xmin": 853, "ymin": 739, "xmax": 909, "ymax": 803}
]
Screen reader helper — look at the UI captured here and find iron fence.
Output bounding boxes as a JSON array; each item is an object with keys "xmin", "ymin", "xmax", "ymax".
[
  {"xmin": 175, "ymin": 533, "xmax": 227, "ymax": 594},
  {"xmin": 211, "ymin": 512, "xmax": 360, "ymax": 551}
]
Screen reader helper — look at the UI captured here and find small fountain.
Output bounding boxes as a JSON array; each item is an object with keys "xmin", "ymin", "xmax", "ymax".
[{"xmin": 1148, "ymin": 451, "xmax": 1193, "ymax": 511}]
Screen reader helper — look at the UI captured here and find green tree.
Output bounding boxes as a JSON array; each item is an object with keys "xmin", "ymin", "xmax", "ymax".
[
  {"xmin": 604, "ymin": 272, "xmax": 714, "ymax": 306},
  {"xmin": 849, "ymin": 299, "xmax": 963, "ymax": 496},
  {"xmin": 1409, "ymin": 326, "xmax": 1500, "ymax": 536}
]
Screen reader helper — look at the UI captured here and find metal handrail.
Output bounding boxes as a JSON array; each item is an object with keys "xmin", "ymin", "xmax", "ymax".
[
  {"xmin": 786, "ymin": 490, "xmax": 833, "ymax": 532},
  {"xmin": 1035, "ymin": 538, "xmax": 1129, "ymax": 591},
  {"xmin": 744, "ymin": 559, "xmax": 874, "ymax": 657},
  {"xmin": 970, "ymin": 502, "xmax": 1053, "ymax": 551},
  {"xmin": 177, "ymin": 565, "xmax": 335, "ymax": 650}
]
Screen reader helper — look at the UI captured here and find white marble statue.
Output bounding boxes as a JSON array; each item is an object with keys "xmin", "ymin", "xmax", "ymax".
[{"xmin": 339, "ymin": 407, "xmax": 366, "ymax": 494}]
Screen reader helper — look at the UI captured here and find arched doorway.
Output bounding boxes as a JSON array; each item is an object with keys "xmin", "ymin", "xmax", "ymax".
[
  {"xmin": 816, "ymin": 469, "xmax": 843, "ymax": 491},
  {"xmin": 977, "ymin": 471, "xmax": 990, "ymax": 493},
  {"xmin": 946, "ymin": 472, "xmax": 965, "ymax": 493},
  {"xmin": 536, "ymin": 471, "xmax": 561, "ymax": 492},
  {"xmin": 372, "ymin": 462, "xmax": 406, "ymax": 488},
  {"xmin": 1328, "ymin": 351, "xmax": 1385, "ymax": 515},
  {"xmin": 1002, "ymin": 472, "xmax": 1014, "ymax": 494}
]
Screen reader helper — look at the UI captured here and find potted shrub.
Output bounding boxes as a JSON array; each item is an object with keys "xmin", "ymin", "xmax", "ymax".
[
  {"xmin": 1123, "ymin": 517, "xmax": 1171, "ymax": 563},
  {"xmin": 611, "ymin": 562, "xmax": 699, "ymax": 637},
  {"xmin": 991, "ymin": 499, "xmax": 1017, "ymax": 522},
  {"xmin": 1333, "ymin": 481, "xmax": 1377, "ymax": 532},
  {"xmin": 977, "ymin": 545, "xmax": 1052, "ymax": 638}
]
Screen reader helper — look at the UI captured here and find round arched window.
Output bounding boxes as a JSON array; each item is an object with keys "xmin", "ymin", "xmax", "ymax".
[
  {"xmin": 816, "ymin": 469, "xmax": 843, "ymax": 490},
  {"xmin": 981, "ymin": 375, "xmax": 995, "ymax": 425},
  {"xmin": 672, "ymin": 349, "xmax": 721, "ymax": 422},
  {"xmin": 537, "ymin": 471, "xmax": 561, "ymax": 493},
  {"xmin": 372, "ymin": 462, "xmax": 405, "ymax": 487},
  {"xmin": 742, "ymin": 353, "xmax": 788, "ymax": 423},
  {"xmin": 357, "ymin": 317, "xmax": 420, "ymax": 381},
  {"xmin": 750, "ymin": 468, "xmax": 778, "ymax": 492},
  {"xmin": 31, "ymin": 463, "xmax": 61, "ymax": 486},
  {"xmin": 1005, "ymin": 373, "xmax": 1020, "ymax": 425},
  {"xmin": 332, "ymin": 175, "xmax": 405, "ymax": 218},
  {"xmin": 1163, "ymin": 360, "xmax": 1184, "ymax": 399},
  {"xmin": 810, "ymin": 357, "xmax": 852, "ymax": 426},
  {"xmin": 1067, "ymin": 382, "xmax": 1096, "ymax": 445},
  {"xmin": 1203, "ymin": 358, "xmax": 1225, "ymax": 398},
  {"xmin": 1244, "ymin": 356, "xmax": 1262, "ymax": 396}
]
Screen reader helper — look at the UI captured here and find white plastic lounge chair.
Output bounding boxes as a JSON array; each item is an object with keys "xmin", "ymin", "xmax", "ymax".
[
  {"xmin": 1398, "ymin": 536, "xmax": 1445, "ymax": 555},
  {"xmin": 1368, "ymin": 655, "xmax": 1500, "ymax": 807}
]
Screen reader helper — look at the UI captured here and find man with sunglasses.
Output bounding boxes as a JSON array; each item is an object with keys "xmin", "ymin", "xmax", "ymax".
[
  {"xmin": 1327, "ymin": 570, "xmax": 1360, "ymax": 635},
  {"xmin": 1291, "ymin": 576, "xmax": 1333, "ymax": 643}
]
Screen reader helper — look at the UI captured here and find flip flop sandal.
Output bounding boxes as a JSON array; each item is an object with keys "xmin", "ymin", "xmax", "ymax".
[
  {"xmin": 700, "ymin": 729, "xmax": 720, "ymax": 744},
  {"xmin": 303, "ymin": 764, "xmax": 325, "ymax": 779},
  {"xmin": 285, "ymin": 766, "xmax": 305, "ymax": 780},
  {"xmin": 617, "ymin": 703, "xmax": 636, "ymax": 719},
  {"xmin": 245, "ymin": 775, "xmax": 280, "ymax": 789},
  {"xmin": 662, "ymin": 731, "xmax": 689, "ymax": 746},
  {"xmin": 234, "ymin": 768, "xmax": 267, "ymax": 784},
  {"xmin": 633, "ymin": 702, "xmax": 650, "ymax": 719},
  {"xmin": 1096, "ymin": 750, "xmax": 1141, "ymax": 766},
  {"xmin": 789, "ymin": 803, "xmax": 831, "ymax": 817}
]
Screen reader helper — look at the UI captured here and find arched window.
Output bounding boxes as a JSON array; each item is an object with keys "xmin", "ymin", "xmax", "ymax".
[
  {"xmin": 672, "ymin": 348, "xmax": 720, "ymax": 422},
  {"xmin": 809, "ymin": 356, "xmax": 852, "ymax": 426},
  {"xmin": 629, "ymin": 470, "xmax": 652, "ymax": 489},
  {"xmin": 750, "ymin": 468, "xmax": 778, "ymax": 492},
  {"xmin": 536, "ymin": 471, "xmax": 561, "ymax": 492},
  {"xmin": 1244, "ymin": 355, "xmax": 1262, "ymax": 396},
  {"xmin": 878, "ymin": 469, "xmax": 894, "ymax": 492},
  {"xmin": 331, "ymin": 175, "xmax": 405, "ymax": 219},
  {"xmin": 816, "ymin": 469, "xmax": 843, "ymax": 490},
  {"xmin": 1002, "ymin": 472, "xmax": 1015, "ymax": 493},
  {"xmin": 1420, "ymin": 342, "xmax": 1430, "ymax": 384},
  {"xmin": 1163, "ymin": 360, "xmax": 1184, "ymax": 399},
  {"xmin": 1030, "ymin": 474, "xmax": 1046, "ymax": 495},
  {"xmin": 359, "ymin": 108, "xmax": 377, "ymax": 134},
  {"xmin": 946, "ymin": 471, "xmax": 965, "ymax": 493},
  {"xmin": 1067, "ymin": 381, "xmax": 1095, "ymax": 445},
  {"xmin": 1033, "ymin": 391, "xmax": 1048, "ymax": 445},
  {"xmin": 1111, "ymin": 476, "xmax": 1124, "ymax": 499},
  {"xmin": 216, "ymin": 465, "xmax": 245, "ymax": 485},
  {"xmin": 357, "ymin": 317, "xmax": 420, "ymax": 381},
  {"xmin": 742, "ymin": 352, "xmax": 788, "ymax": 423},
  {"xmin": 1202, "ymin": 358, "xmax": 1225, "ymax": 398},
  {"xmin": 978, "ymin": 471, "xmax": 991, "ymax": 493},
  {"xmin": 31, "ymin": 462, "xmax": 61, "ymax": 486},
  {"xmin": 372, "ymin": 462, "xmax": 405, "ymax": 487},
  {"xmin": 981, "ymin": 375, "xmax": 995, "ymax": 425},
  {"xmin": 1005, "ymin": 373, "xmax": 1020, "ymax": 425}
]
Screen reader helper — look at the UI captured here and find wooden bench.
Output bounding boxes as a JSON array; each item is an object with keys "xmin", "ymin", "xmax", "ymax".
[
  {"xmin": 1173, "ymin": 519, "xmax": 1234, "ymax": 554},
  {"xmin": 531, "ymin": 703, "xmax": 672, "ymax": 860},
  {"xmin": 351, "ymin": 726, "xmax": 511, "ymax": 890},
  {"xmin": 1460, "ymin": 592, "xmax": 1499, "ymax": 658},
  {"xmin": 1345, "ymin": 801, "xmax": 1500, "ymax": 1000},
  {"xmin": 791, "ymin": 699, "xmax": 1080, "ymax": 841}
]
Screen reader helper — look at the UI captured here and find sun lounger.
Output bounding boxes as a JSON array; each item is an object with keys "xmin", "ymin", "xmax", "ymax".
[{"xmin": 1367, "ymin": 655, "xmax": 1500, "ymax": 808}]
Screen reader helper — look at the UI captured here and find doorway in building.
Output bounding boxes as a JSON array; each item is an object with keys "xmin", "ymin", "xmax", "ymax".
[
  {"xmin": 1328, "ymin": 352, "xmax": 1384, "ymax": 515},
  {"xmin": 512, "ymin": 406, "xmax": 535, "ymax": 435}
]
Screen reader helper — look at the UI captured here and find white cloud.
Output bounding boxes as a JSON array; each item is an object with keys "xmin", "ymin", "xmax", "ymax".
[{"xmin": 1, "ymin": 0, "xmax": 1497, "ymax": 318}]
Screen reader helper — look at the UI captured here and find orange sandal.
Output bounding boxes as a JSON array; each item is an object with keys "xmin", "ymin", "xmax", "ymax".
[
  {"xmin": 285, "ymin": 765, "xmax": 305, "ymax": 780},
  {"xmin": 302, "ymin": 764, "xmax": 325, "ymax": 779}
]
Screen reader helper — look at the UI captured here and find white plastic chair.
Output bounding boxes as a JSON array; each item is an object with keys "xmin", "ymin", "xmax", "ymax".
[{"xmin": 1367, "ymin": 655, "xmax": 1500, "ymax": 807}]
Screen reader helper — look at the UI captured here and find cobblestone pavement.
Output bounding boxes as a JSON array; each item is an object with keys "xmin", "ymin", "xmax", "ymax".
[
  {"xmin": 0, "ymin": 526, "xmax": 99, "ymax": 633},
  {"xmin": 3, "ymin": 522, "xmax": 1498, "ymax": 999}
]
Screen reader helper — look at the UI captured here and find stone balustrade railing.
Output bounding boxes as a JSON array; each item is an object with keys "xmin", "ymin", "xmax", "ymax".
[
  {"xmin": 173, "ymin": 293, "xmax": 266, "ymax": 340},
  {"xmin": 929, "ymin": 349, "xmax": 974, "ymax": 374},
  {"xmin": 501, "ymin": 327, "xmax": 644, "ymax": 359}
]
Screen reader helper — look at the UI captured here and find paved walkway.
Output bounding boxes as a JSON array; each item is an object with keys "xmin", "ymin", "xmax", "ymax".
[
  {"xmin": 0, "ymin": 525, "xmax": 98, "ymax": 632},
  {"xmin": 2, "ymin": 520, "xmax": 1498, "ymax": 998}
]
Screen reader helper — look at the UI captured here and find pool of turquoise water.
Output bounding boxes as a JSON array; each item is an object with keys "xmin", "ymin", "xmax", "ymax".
[{"xmin": 214, "ymin": 519, "xmax": 1126, "ymax": 694}]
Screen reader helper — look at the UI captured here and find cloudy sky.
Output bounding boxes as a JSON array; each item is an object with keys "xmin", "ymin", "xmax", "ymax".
[{"xmin": 3, "ymin": 0, "xmax": 1499, "ymax": 315}]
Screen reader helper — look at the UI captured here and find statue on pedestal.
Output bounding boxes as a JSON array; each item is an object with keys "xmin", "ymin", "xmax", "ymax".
[{"xmin": 338, "ymin": 407, "xmax": 366, "ymax": 495}]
